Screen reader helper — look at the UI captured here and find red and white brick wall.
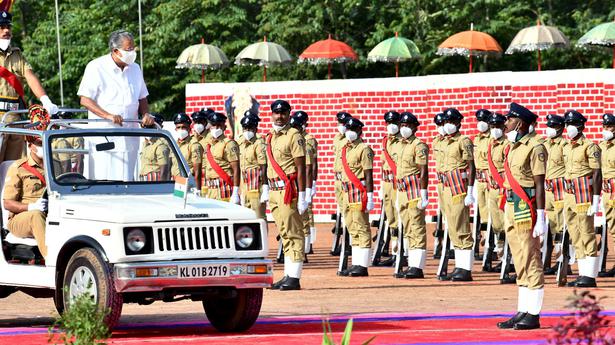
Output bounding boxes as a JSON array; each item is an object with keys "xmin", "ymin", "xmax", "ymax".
[{"xmin": 185, "ymin": 69, "xmax": 615, "ymax": 222}]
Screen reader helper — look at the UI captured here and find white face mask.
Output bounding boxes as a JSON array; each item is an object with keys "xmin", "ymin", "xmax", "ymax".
[
  {"xmin": 117, "ymin": 49, "xmax": 137, "ymax": 65},
  {"xmin": 477, "ymin": 121, "xmax": 489, "ymax": 133},
  {"xmin": 337, "ymin": 124, "xmax": 347, "ymax": 135},
  {"xmin": 345, "ymin": 130, "xmax": 358, "ymax": 142},
  {"xmin": 211, "ymin": 128, "xmax": 224, "ymax": 138},
  {"xmin": 272, "ymin": 124, "xmax": 285, "ymax": 133},
  {"xmin": 177, "ymin": 129, "xmax": 189, "ymax": 140},
  {"xmin": 603, "ymin": 130, "xmax": 614, "ymax": 141},
  {"xmin": 387, "ymin": 124, "xmax": 399, "ymax": 135},
  {"xmin": 443, "ymin": 123, "xmax": 457, "ymax": 135},
  {"xmin": 490, "ymin": 128, "xmax": 503, "ymax": 140},
  {"xmin": 545, "ymin": 127, "xmax": 559, "ymax": 138},
  {"xmin": 528, "ymin": 125, "xmax": 535, "ymax": 133},
  {"xmin": 34, "ymin": 145, "xmax": 44, "ymax": 159},
  {"xmin": 566, "ymin": 125, "xmax": 579, "ymax": 140},
  {"xmin": 400, "ymin": 127, "xmax": 413, "ymax": 139},
  {"xmin": 193, "ymin": 123, "xmax": 205, "ymax": 134},
  {"xmin": 437, "ymin": 126, "xmax": 446, "ymax": 136},
  {"xmin": 243, "ymin": 131, "xmax": 255, "ymax": 141},
  {"xmin": 506, "ymin": 130, "xmax": 519, "ymax": 143},
  {"xmin": 0, "ymin": 39, "xmax": 10, "ymax": 51}
]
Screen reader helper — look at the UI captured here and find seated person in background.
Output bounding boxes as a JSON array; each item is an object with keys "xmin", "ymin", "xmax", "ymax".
[
  {"xmin": 3, "ymin": 105, "xmax": 50, "ymax": 258},
  {"xmin": 139, "ymin": 113, "xmax": 170, "ymax": 181}
]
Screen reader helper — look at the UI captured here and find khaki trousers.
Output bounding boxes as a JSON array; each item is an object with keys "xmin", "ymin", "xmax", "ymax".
[
  {"xmin": 343, "ymin": 195, "xmax": 371, "ymax": 248},
  {"xmin": 441, "ymin": 186, "xmax": 473, "ymax": 250},
  {"xmin": 504, "ymin": 203, "xmax": 544, "ymax": 289},
  {"xmin": 476, "ymin": 181, "xmax": 489, "ymax": 224},
  {"xmin": 487, "ymin": 188, "xmax": 505, "ymax": 247},
  {"xmin": 269, "ymin": 190, "xmax": 304, "ymax": 262},
  {"xmin": 546, "ymin": 190, "xmax": 564, "ymax": 237},
  {"xmin": 398, "ymin": 190, "xmax": 426, "ymax": 249},
  {"xmin": 564, "ymin": 193, "xmax": 597, "ymax": 259},
  {"xmin": 603, "ymin": 200, "xmax": 615, "ymax": 240},
  {"xmin": 383, "ymin": 181, "xmax": 398, "ymax": 231},
  {"xmin": 0, "ymin": 113, "xmax": 26, "ymax": 162},
  {"xmin": 8, "ymin": 210, "xmax": 47, "ymax": 257},
  {"xmin": 241, "ymin": 186, "xmax": 266, "ymax": 219},
  {"xmin": 301, "ymin": 203, "xmax": 315, "ymax": 237}
]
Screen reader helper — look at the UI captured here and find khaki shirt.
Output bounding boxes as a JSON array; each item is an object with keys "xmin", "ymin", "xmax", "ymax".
[
  {"xmin": 442, "ymin": 133, "xmax": 473, "ymax": 173},
  {"xmin": 238, "ymin": 134, "xmax": 267, "ymax": 171},
  {"xmin": 266, "ymin": 126, "xmax": 305, "ymax": 178},
  {"xmin": 0, "ymin": 46, "xmax": 32, "ymax": 99},
  {"xmin": 51, "ymin": 137, "xmax": 71, "ymax": 163},
  {"xmin": 305, "ymin": 133, "xmax": 317, "ymax": 167},
  {"xmin": 544, "ymin": 136, "xmax": 566, "ymax": 180},
  {"xmin": 67, "ymin": 136, "xmax": 84, "ymax": 163},
  {"xmin": 504, "ymin": 134, "xmax": 546, "ymax": 188},
  {"xmin": 432, "ymin": 134, "xmax": 446, "ymax": 173},
  {"xmin": 396, "ymin": 136, "xmax": 428, "ymax": 178},
  {"xmin": 600, "ymin": 140, "xmax": 615, "ymax": 179},
  {"xmin": 528, "ymin": 131, "xmax": 545, "ymax": 144},
  {"xmin": 333, "ymin": 133, "xmax": 346, "ymax": 173},
  {"xmin": 488, "ymin": 138, "xmax": 507, "ymax": 173},
  {"xmin": 473, "ymin": 132, "xmax": 490, "ymax": 170},
  {"xmin": 381, "ymin": 134, "xmax": 401, "ymax": 172},
  {"xmin": 171, "ymin": 135, "xmax": 203, "ymax": 176},
  {"xmin": 140, "ymin": 138, "xmax": 170, "ymax": 175},
  {"xmin": 341, "ymin": 138, "xmax": 373, "ymax": 182},
  {"xmin": 3, "ymin": 155, "xmax": 45, "ymax": 217},
  {"xmin": 203, "ymin": 137, "xmax": 239, "ymax": 179},
  {"xmin": 563, "ymin": 136, "xmax": 601, "ymax": 179}
]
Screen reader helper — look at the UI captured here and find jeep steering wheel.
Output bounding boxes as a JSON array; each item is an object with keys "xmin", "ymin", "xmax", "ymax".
[{"xmin": 55, "ymin": 172, "xmax": 88, "ymax": 184}]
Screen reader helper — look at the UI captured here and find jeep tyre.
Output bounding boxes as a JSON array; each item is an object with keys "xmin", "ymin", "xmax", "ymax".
[
  {"xmin": 203, "ymin": 288, "xmax": 263, "ymax": 332},
  {"xmin": 0, "ymin": 285, "xmax": 15, "ymax": 298},
  {"xmin": 62, "ymin": 248, "xmax": 123, "ymax": 329}
]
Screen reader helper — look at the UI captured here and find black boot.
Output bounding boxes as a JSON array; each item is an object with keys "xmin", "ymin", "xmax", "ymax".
[
  {"xmin": 375, "ymin": 256, "xmax": 396, "ymax": 267},
  {"xmin": 269, "ymin": 275, "xmax": 288, "ymax": 290},
  {"xmin": 514, "ymin": 313, "xmax": 540, "ymax": 330},
  {"xmin": 489, "ymin": 262, "xmax": 502, "ymax": 273},
  {"xmin": 544, "ymin": 264, "xmax": 558, "ymax": 275},
  {"xmin": 339, "ymin": 265, "xmax": 368, "ymax": 277},
  {"xmin": 404, "ymin": 267, "xmax": 424, "ymax": 279},
  {"xmin": 497, "ymin": 312, "xmax": 526, "ymax": 329},
  {"xmin": 566, "ymin": 275, "xmax": 582, "ymax": 287},
  {"xmin": 500, "ymin": 274, "xmax": 517, "ymax": 284},
  {"xmin": 575, "ymin": 276, "xmax": 597, "ymax": 288},
  {"xmin": 439, "ymin": 267, "xmax": 462, "ymax": 281},
  {"xmin": 451, "ymin": 268, "xmax": 473, "ymax": 282},
  {"xmin": 598, "ymin": 266, "xmax": 615, "ymax": 278},
  {"xmin": 279, "ymin": 277, "xmax": 301, "ymax": 291}
]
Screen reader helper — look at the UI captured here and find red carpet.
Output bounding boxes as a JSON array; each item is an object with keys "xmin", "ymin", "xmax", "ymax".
[{"xmin": 2, "ymin": 311, "xmax": 614, "ymax": 344}]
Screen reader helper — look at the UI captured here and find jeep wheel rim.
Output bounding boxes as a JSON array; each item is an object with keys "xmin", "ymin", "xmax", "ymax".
[{"xmin": 69, "ymin": 266, "xmax": 98, "ymax": 303}]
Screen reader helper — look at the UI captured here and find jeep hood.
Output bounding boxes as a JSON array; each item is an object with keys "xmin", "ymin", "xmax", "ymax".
[{"xmin": 57, "ymin": 194, "xmax": 257, "ymax": 223}]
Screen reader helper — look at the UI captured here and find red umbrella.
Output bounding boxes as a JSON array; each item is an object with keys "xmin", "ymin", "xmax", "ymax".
[{"xmin": 298, "ymin": 34, "xmax": 358, "ymax": 79}]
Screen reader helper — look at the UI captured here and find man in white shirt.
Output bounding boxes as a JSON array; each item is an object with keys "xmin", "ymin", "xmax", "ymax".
[{"xmin": 77, "ymin": 30, "xmax": 154, "ymax": 180}]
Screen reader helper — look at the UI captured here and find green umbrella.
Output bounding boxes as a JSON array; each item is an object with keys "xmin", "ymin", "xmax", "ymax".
[
  {"xmin": 577, "ymin": 19, "xmax": 615, "ymax": 68},
  {"xmin": 176, "ymin": 38, "xmax": 229, "ymax": 83},
  {"xmin": 367, "ymin": 32, "xmax": 421, "ymax": 77},
  {"xmin": 235, "ymin": 36, "xmax": 292, "ymax": 81}
]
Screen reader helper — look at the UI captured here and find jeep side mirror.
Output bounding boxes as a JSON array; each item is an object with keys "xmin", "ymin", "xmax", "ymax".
[{"xmin": 95, "ymin": 142, "xmax": 115, "ymax": 151}]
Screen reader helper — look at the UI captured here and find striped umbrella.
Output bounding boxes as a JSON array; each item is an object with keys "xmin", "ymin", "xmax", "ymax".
[
  {"xmin": 505, "ymin": 20, "xmax": 569, "ymax": 71},
  {"xmin": 176, "ymin": 38, "xmax": 229, "ymax": 83},
  {"xmin": 235, "ymin": 36, "xmax": 292, "ymax": 82}
]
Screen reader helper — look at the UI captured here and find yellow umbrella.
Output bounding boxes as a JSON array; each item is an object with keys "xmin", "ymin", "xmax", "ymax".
[{"xmin": 176, "ymin": 38, "xmax": 229, "ymax": 82}]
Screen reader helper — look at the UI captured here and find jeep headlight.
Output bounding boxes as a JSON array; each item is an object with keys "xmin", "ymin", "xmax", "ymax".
[
  {"xmin": 123, "ymin": 227, "xmax": 153, "ymax": 255},
  {"xmin": 235, "ymin": 226, "xmax": 254, "ymax": 249},
  {"xmin": 127, "ymin": 229, "xmax": 146, "ymax": 251}
]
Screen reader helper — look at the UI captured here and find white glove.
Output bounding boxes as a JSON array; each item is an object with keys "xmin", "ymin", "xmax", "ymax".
[
  {"xmin": 366, "ymin": 192, "xmax": 375, "ymax": 212},
  {"xmin": 259, "ymin": 184, "xmax": 269, "ymax": 203},
  {"xmin": 587, "ymin": 195, "xmax": 600, "ymax": 216},
  {"xmin": 311, "ymin": 180, "xmax": 317, "ymax": 197},
  {"xmin": 532, "ymin": 209, "xmax": 547, "ymax": 238},
  {"xmin": 40, "ymin": 95, "xmax": 59, "ymax": 115},
  {"xmin": 305, "ymin": 187, "xmax": 313, "ymax": 204},
  {"xmin": 464, "ymin": 186, "xmax": 475, "ymax": 206},
  {"xmin": 418, "ymin": 189, "xmax": 429, "ymax": 210},
  {"xmin": 28, "ymin": 198, "xmax": 47, "ymax": 212},
  {"xmin": 230, "ymin": 186, "xmax": 240, "ymax": 204},
  {"xmin": 297, "ymin": 191, "xmax": 308, "ymax": 214}
]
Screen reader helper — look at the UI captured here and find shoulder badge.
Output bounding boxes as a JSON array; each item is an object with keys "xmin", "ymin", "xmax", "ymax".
[
  {"xmin": 538, "ymin": 152, "xmax": 545, "ymax": 162},
  {"xmin": 297, "ymin": 138, "xmax": 305, "ymax": 147}
]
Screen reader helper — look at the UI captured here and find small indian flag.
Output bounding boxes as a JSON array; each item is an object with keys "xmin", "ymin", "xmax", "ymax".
[{"xmin": 174, "ymin": 176, "xmax": 188, "ymax": 198}]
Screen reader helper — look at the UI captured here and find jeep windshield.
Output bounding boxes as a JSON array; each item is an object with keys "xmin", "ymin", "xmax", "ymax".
[{"xmin": 47, "ymin": 130, "xmax": 190, "ymax": 194}]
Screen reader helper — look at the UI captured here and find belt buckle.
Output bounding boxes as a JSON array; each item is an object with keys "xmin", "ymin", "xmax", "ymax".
[{"xmin": 8, "ymin": 103, "xmax": 18, "ymax": 111}]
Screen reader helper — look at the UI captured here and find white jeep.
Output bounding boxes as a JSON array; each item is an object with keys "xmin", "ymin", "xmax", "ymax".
[{"xmin": 0, "ymin": 113, "xmax": 272, "ymax": 332}]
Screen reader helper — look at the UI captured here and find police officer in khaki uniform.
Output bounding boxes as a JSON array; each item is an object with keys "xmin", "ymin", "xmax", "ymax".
[
  {"xmin": 497, "ymin": 102, "xmax": 546, "ymax": 331},
  {"xmin": 379, "ymin": 111, "xmax": 401, "ymax": 266},
  {"xmin": 191, "ymin": 110, "xmax": 210, "ymax": 153},
  {"xmin": 395, "ymin": 112, "xmax": 429, "ymax": 278},
  {"xmin": 203, "ymin": 112, "xmax": 240, "ymax": 204},
  {"xmin": 333, "ymin": 112, "xmax": 352, "ymax": 225},
  {"xmin": 562, "ymin": 110, "xmax": 601, "ymax": 287},
  {"xmin": 3, "ymin": 105, "xmax": 50, "ymax": 259},
  {"xmin": 267, "ymin": 100, "xmax": 307, "ymax": 291},
  {"xmin": 485, "ymin": 113, "xmax": 507, "ymax": 267},
  {"xmin": 139, "ymin": 113, "xmax": 170, "ymax": 181},
  {"xmin": 0, "ymin": 11, "xmax": 59, "ymax": 162},
  {"xmin": 599, "ymin": 113, "xmax": 615, "ymax": 277},
  {"xmin": 238, "ymin": 114, "xmax": 267, "ymax": 219},
  {"xmin": 474, "ymin": 109, "xmax": 492, "ymax": 252},
  {"xmin": 542, "ymin": 114, "xmax": 566, "ymax": 274},
  {"xmin": 170, "ymin": 113, "xmax": 203, "ymax": 187},
  {"xmin": 439, "ymin": 108, "xmax": 475, "ymax": 281},
  {"xmin": 432, "ymin": 112, "xmax": 448, "ymax": 257},
  {"xmin": 304, "ymin": 114, "xmax": 318, "ymax": 252},
  {"xmin": 338, "ymin": 118, "xmax": 375, "ymax": 277}
]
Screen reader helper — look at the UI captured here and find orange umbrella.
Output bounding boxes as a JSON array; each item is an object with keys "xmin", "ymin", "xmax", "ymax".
[
  {"xmin": 298, "ymin": 34, "xmax": 358, "ymax": 79},
  {"xmin": 437, "ymin": 23, "xmax": 503, "ymax": 73}
]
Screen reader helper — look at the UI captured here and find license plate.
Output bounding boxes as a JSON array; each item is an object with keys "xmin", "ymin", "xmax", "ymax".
[{"xmin": 178, "ymin": 264, "xmax": 230, "ymax": 278}]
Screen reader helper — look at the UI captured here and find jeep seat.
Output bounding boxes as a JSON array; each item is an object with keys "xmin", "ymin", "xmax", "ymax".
[{"xmin": 0, "ymin": 160, "xmax": 38, "ymax": 247}]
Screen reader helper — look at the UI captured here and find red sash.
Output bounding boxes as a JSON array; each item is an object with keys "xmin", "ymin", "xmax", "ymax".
[
  {"xmin": 20, "ymin": 161, "xmax": 46, "ymax": 186},
  {"xmin": 0, "ymin": 65, "xmax": 25, "ymax": 100},
  {"xmin": 266, "ymin": 133, "xmax": 297, "ymax": 204},
  {"xmin": 341, "ymin": 145, "xmax": 367, "ymax": 211},
  {"xmin": 487, "ymin": 142, "xmax": 506, "ymax": 210},
  {"xmin": 382, "ymin": 136, "xmax": 397, "ymax": 179},
  {"xmin": 205, "ymin": 143, "xmax": 233, "ymax": 187},
  {"xmin": 503, "ymin": 145, "xmax": 536, "ymax": 227}
]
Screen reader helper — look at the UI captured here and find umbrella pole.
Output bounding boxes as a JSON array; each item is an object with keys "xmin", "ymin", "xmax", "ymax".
[
  {"xmin": 328, "ymin": 62, "xmax": 331, "ymax": 80},
  {"xmin": 263, "ymin": 65, "xmax": 267, "ymax": 82},
  {"xmin": 201, "ymin": 68, "xmax": 205, "ymax": 83},
  {"xmin": 538, "ymin": 50, "xmax": 542, "ymax": 71},
  {"xmin": 395, "ymin": 61, "xmax": 399, "ymax": 78},
  {"xmin": 469, "ymin": 54, "xmax": 473, "ymax": 73}
]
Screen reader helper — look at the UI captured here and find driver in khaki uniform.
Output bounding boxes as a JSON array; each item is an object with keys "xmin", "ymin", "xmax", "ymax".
[
  {"xmin": 238, "ymin": 114, "xmax": 267, "ymax": 219},
  {"xmin": 139, "ymin": 113, "xmax": 170, "ymax": 181},
  {"xmin": 3, "ymin": 105, "xmax": 50, "ymax": 259}
]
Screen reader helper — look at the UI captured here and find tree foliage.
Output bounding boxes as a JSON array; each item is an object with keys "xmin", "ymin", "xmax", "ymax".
[{"xmin": 11, "ymin": 0, "xmax": 615, "ymax": 117}]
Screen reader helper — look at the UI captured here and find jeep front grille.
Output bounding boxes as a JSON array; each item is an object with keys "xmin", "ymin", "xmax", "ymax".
[{"xmin": 156, "ymin": 226, "xmax": 232, "ymax": 252}]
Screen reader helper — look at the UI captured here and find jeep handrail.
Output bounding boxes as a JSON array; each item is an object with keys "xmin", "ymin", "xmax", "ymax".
[{"xmin": 0, "ymin": 108, "xmax": 87, "ymax": 125}]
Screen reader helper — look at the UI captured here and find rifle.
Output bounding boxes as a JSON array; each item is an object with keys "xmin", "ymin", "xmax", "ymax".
[
  {"xmin": 472, "ymin": 201, "xmax": 482, "ymax": 260},
  {"xmin": 598, "ymin": 214, "xmax": 609, "ymax": 274},
  {"xmin": 499, "ymin": 235, "xmax": 515, "ymax": 284},
  {"xmin": 330, "ymin": 210, "xmax": 342, "ymax": 256},
  {"xmin": 556, "ymin": 208, "xmax": 570, "ymax": 287},
  {"xmin": 336, "ymin": 225, "xmax": 351, "ymax": 275},
  {"xmin": 371, "ymin": 200, "xmax": 389, "ymax": 265},
  {"xmin": 276, "ymin": 235, "xmax": 284, "ymax": 264},
  {"xmin": 436, "ymin": 222, "xmax": 451, "ymax": 280},
  {"xmin": 541, "ymin": 226, "xmax": 554, "ymax": 270},
  {"xmin": 433, "ymin": 210, "xmax": 444, "ymax": 259},
  {"xmin": 393, "ymin": 195, "xmax": 405, "ymax": 277},
  {"xmin": 481, "ymin": 215, "xmax": 494, "ymax": 272}
]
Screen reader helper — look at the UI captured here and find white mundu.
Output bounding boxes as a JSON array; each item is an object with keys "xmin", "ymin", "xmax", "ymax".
[{"xmin": 77, "ymin": 54, "xmax": 149, "ymax": 180}]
